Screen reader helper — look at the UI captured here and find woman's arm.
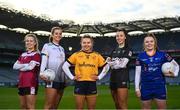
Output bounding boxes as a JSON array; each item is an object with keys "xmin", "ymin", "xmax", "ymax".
[{"xmin": 62, "ymin": 61, "xmax": 75, "ymax": 80}]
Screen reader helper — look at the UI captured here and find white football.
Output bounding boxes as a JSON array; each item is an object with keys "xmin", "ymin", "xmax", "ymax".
[
  {"xmin": 161, "ymin": 62, "xmax": 174, "ymax": 76},
  {"xmin": 43, "ymin": 69, "xmax": 56, "ymax": 81}
]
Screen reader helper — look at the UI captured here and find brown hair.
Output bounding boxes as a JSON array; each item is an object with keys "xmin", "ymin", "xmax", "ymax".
[
  {"xmin": 24, "ymin": 33, "xmax": 39, "ymax": 51},
  {"xmin": 49, "ymin": 26, "xmax": 63, "ymax": 42},
  {"xmin": 80, "ymin": 34, "xmax": 94, "ymax": 45},
  {"xmin": 143, "ymin": 33, "xmax": 158, "ymax": 51}
]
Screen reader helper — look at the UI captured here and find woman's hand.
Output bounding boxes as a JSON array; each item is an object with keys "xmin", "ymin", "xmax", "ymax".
[
  {"xmin": 74, "ymin": 74, "xmax": 82, "ymax": 81},
  {"xmin": 40, "ymin": 75, "xmax": 50, "ymax": 82},
  {"xmin": 91, "ymin": 74, "xmax": 98, "ymax": 81},
  {"xmin": 135, "ymin": 90, "xmax": 141, "ymax": 98}
]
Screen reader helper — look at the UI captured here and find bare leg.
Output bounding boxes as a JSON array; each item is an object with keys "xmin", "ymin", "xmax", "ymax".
[
  {"xmin": 142, "ymin": 100, "xmax": 152, "ymax": 110},
  {"xmin": 117, "ymin": 88, "xmax": 128, "ymax": 109},
  {"xmin": 154, "ymin": 99, "xmax": 166, "ymax": 109},
  {"xmin": 44, "ymin": 88, "xmax": 58, "ymax": 109},
  {"xmin": 54, "ymin": 90, "xmax": 64, "ymax": 109},
  {"xmin": 26, "ymin": 95, "xmax": 36, "ymax": 109},
  {"xmin": 111, "ymin": 90, "xmax": 120, "ymax": 109},
  {"xmin": 75, "ymin": 95, "xmax": 86, "ymax": 110},
  {"xmin": 86, "ymin": 95, "xmax": 97, "ymax": 110},
  {"xmin": 19, "ymin": 95, "xmax": 27, "ymax": 109}
]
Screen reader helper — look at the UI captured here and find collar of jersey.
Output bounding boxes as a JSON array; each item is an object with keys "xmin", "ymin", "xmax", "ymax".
[
  {"xmin": 27, "ymin": 50, "xmax": 36, "ymax": 54},
  {"xmin": 81, "ymin": 50, "xmax": 93, "ymax": 54},
  {"xmin": 51, "ymin": 42, "xmax": 59, "ymax": 47}
]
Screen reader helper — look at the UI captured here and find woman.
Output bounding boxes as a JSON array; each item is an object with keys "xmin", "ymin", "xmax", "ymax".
[
  {"xmin": 135, "ymin": 33, "xmax": 179, "ymax": 109},
  {"xmin": 40, "ymin": 27, "xmax": 66, "ymax": 109},
  {"xmin": 106, "ymin": 29, "xmax": 132, "ymax": 109},
  {"xmin": 62, "ymin": 35, "xmax": 109, "ymax": 109},
  {"xmin": 13, "ymin": 34, "xmax": 41, "ymax": 109}
]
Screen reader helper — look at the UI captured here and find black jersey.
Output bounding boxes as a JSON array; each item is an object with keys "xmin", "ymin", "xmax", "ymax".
[{"xmin": 110, "ymin": 46, "xmax": 132, "ymax": 83}]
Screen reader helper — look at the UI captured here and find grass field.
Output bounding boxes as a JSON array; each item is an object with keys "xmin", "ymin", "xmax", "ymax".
[{"xmin": 0, "ymin": 85, "xmax": 180, "ymax": 109}]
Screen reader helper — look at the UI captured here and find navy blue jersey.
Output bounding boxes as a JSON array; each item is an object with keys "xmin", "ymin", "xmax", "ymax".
[{"xmin": 136, "ymin": 51, "xmax": 172, "ymax": 86}]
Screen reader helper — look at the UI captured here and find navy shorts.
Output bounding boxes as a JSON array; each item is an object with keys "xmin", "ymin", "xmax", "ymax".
[
  {"xmin": 18, "ymin": 87, "xmax": 38, "ymax": 96},
  {"xmin": 45, "ymin": 81, "xmax": 66, "ymax": 90},
  {"xmin": 141, "ymin": 85, "xmax": 166, "ymax": 101},
  {"xmin": 74, "ymin": 81, "xmax": 97, "ymax": 96}
]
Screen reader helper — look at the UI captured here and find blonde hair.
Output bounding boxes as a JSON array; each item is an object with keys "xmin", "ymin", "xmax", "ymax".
[
  {"xmin": 143, "ymin": 33, "xmax": 158, "ymax": 51},
  {"xmin": 24, "ymin": 33, "xmax": 39, "ymax": 52},
  {"xmin": 49, "ymin": 26, "xmax": 63, "ymax": 42}
]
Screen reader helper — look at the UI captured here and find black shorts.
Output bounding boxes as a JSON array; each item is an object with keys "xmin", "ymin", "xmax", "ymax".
[
  {"xmin": 18, "ymin": 87, "xmax": 38, "ymax": 96},
  {"xmin": 110, "ymin": 81, "xmax": 129, "ymax": 90},
  {"xmin": 74, "ymin": 81, "xmax": 97, "ymax": 96},
  {"xmin": 110, "ymin": 70, "xmax": 129, "ymax": 90},
  {"xmin": 45, "ymin": 81, "xmax": 66, "ymax": 90}
]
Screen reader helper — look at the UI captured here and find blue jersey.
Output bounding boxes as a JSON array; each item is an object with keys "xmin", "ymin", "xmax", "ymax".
[{"xmin": 136, "ymin": 51, "xmax": 172, "ymax": 86}]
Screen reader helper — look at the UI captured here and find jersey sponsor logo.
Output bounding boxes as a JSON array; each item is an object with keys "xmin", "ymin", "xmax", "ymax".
[
  {"xmin": 122, "ymin": 82, "xmax": 126, "ymax": 85},
  {"xmin": 75, "ymin": 88, "xmax": 80, "ymax": 92},
  {"xmin": 128, "ymin": 51, "xmax": 132, "ymax": 57},
  {"xmin": 149, "ymin": 57, "xmax": 154, "ymax": 62},
  {"xmin": 91, "ymin": 90, "xmax": 97, "ymax": 94},
  {"xmin": 148, "ymin": 67, "xmax": 158, "ymax": 72},
  {"xmin": 79, "ymin": 62, "xmax": 95, "ymax": 67}
]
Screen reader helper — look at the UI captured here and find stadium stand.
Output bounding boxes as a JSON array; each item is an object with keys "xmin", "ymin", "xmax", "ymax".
[
  {"xmin": 0, "ymin": 5, "xmax": 180, "ymax": 86},
  {"xmin": 0, "ymin": 29, "xmax": 180, "ymax": 86}
]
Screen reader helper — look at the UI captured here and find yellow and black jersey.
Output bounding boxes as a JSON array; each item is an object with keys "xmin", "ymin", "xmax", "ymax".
[{"xmin": 67, "ymin": 51, "xmax": 106, "ymax": 81}]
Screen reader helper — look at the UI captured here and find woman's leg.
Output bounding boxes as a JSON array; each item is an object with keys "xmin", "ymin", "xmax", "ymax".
[
  {"xmin": 117, "ymin": 88, "xmax": 128, "ymax": 109},
  {"xmin": 86, "ymin": 95, "xmax": 97, "ymax": 110},
  {"xmin": 19, "ymin": 96, "xmax": 27, "ymax": 109},
  {"xmin": 54, "ymin": 90, "xmax": 64, "ymax": 109},
  {"xmin": 142, "ymin": 100, "xmax": 152, "ymax": 110},
  {"xmin": 26, "ymin": 95, "xmax": 36, "ymax": 109},
  {"xmin": 154, "ymin": 99, "xmax": 166, "ymax": 109},
  {"xmin": 44, "ymin": 88, "xmax": 58, "ymax": 109},
  {"xmin": 111, "ymin": 90, "xmax": 120, "ymax": 109},
  {"xmin": 75, "ymin": 95, "xmax": 86, "ymax": 110}
]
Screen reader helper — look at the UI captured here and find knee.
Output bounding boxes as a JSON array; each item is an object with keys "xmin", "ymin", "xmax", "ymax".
[{"xmin": 26, "ymin": 103, "xmax": 35, "ymax": 109}]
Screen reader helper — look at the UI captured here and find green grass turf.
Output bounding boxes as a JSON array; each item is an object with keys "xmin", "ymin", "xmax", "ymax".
[{"xmin": 0, "ymin": 85, "xmax": 180, "ymax": 109}]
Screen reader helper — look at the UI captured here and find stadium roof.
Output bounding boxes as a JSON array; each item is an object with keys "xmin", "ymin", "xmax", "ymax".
[{"xmin": 1, "ymin": 6, "xmax": 180, "ymax": 36}]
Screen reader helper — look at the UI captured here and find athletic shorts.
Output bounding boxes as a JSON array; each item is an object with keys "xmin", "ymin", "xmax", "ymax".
[
  {"xmin": 74, "ymin": 81, "xmax": 97, "ymax": 96},
  {"xmin": 18, "ymin": 87, "xmax": 38, "ymax": 96},
  {"xmin": 110, "ymin": 81, "xmax": 129, "ymax": 90},
  {"xmin": 45, "ymin": 81, "xmax": 66, "ymax": 90},
  {"xmin": 141, "ymin": 84, "xmax": 166, "ymax": 101},
  {"xmin": 110, "ymin": 69, "xmax": 129, "ymax": 90}
]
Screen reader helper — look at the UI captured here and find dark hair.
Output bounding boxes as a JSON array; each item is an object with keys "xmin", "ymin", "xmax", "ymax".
[
  {"xmin": 116, "ymin": 28, "xmax": 130, "ymax": 48},
  {"xmin": 49, "ymin": 26, "xmax": 63, "ymax": 42}
]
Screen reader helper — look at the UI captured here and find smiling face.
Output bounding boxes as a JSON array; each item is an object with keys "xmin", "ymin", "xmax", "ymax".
[
  {"xmin": 144, "ymin": 36, "xmax": 156, "ymax": 51},
  {"xmin": 116, "ymin": 31, "xmax": 126, "ymax": 46},
  {"xmin": 52, "ymin": 29, "xmax": 62, "ymax": 44},
  {"xmin": 25, "ymin": 36, "xmax": 36, "ymax": 51},
  {"xmin": 81, "ymin": 37, "xmax": 93, "ymax": 52}
]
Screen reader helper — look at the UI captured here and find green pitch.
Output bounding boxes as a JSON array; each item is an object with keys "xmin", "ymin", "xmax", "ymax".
[{"xmin": 0, "ymin": 85, "xmax": 180, "ymax": 109}]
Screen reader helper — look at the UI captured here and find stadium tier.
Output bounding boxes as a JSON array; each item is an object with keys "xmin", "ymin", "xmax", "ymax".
[{"xmin": 0, "ymin": 29, "xmax": 180, "ymax": 86}]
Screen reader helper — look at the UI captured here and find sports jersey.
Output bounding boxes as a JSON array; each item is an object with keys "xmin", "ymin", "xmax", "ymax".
[
  {"xmin": 136, "ymin": 51, "xmax": 173, "ymax": 86},
  {"xmin": 110, "ymin": 46, "xmax": 132, "ymax": 83},
  {"xmin": 41, "ymin": 43, "xmax": 65, "ymax": 82},
  {"xmin": 67, "ymin": 51, "xmax": 106, "ymax": 81},
  {"xmin": 17, "ymin": 51, "xmax": 41, "ymax": 88}
]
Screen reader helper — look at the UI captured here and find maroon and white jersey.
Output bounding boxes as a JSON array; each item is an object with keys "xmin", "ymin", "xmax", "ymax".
[{"xmin": 17, "ymin": 51, "xmax": 41, "ymax": 88}]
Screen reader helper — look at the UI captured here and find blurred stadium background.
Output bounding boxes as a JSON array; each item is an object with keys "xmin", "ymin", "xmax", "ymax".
[{"xmin": 0, "ymin": 2, "xmax": 180, "ymax": 109}]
